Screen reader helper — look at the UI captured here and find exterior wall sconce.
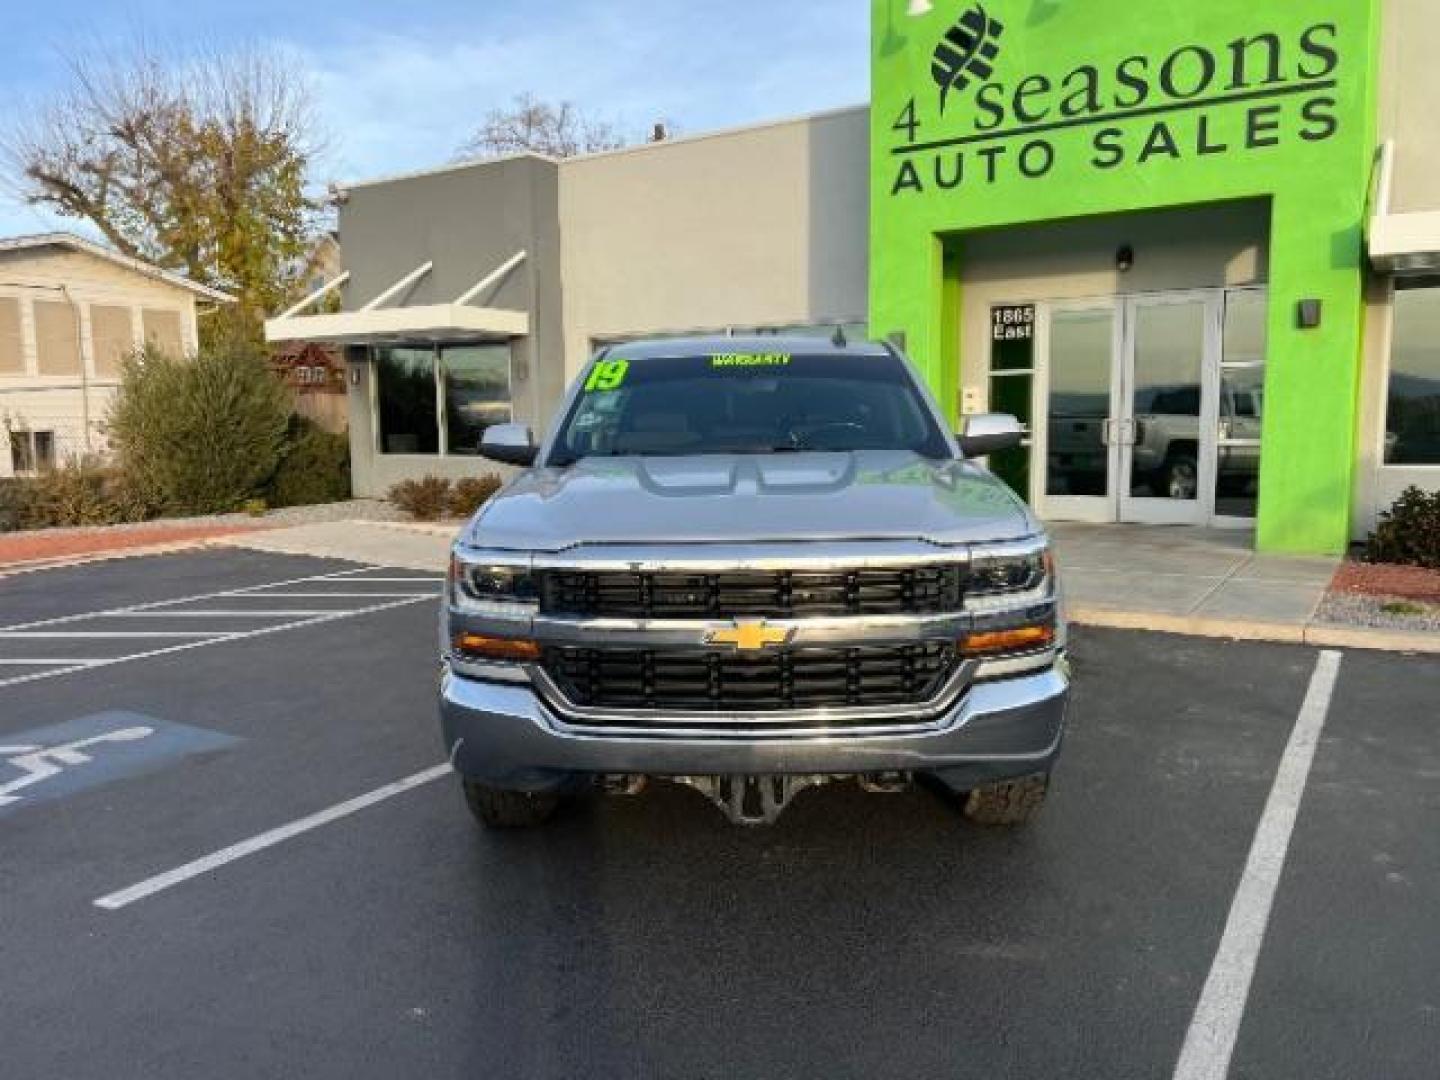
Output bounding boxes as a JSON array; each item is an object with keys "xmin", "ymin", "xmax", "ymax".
[
  {"xmin": 907, "ymin": 0, "xmax": 934, "ymax": 15},
  {"xmin": 1297, "ymin": 299, "xmax": 1323, "ymax": 329},
  {"xmin": 1116, "ymin": 245, "xmax": 1135, "ymax": 273}
]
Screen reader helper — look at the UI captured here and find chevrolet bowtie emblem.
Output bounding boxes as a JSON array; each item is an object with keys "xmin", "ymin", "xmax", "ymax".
[{"xmin": 704, "ymin": 619, "xmax": 794, "ymax": 652}]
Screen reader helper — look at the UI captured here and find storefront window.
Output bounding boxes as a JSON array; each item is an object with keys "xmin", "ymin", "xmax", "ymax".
[
  {"xmin": 443, "ymin": 345, "xmax": 512, "ymax": 455},
  {"xmin": 1386, "ymin": 281, "xmax": 1440, "ymax": 465},
  {"xmin": 375, "ymin": 347, "xmax": 439, "ymax": 455}
]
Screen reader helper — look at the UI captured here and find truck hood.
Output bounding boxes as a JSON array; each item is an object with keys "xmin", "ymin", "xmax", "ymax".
[{"xmin": 463, "ymin": 450, "xmax": 1036, "ymax": 553}]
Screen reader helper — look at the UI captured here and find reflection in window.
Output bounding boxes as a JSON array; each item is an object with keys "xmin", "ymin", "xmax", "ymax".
[
  {"xmin": 1386, "ymin": 281, "xmax": 1440, "ymax": 465},
  {"xmin": 443, "ymin": 345, "xmax": 512, "ymax": 455},
  {"xmin": 1046, "ymin": 309, "xmax": 1112, "ymax": 498},
  {"xmin": 1216, "ymin": 291, "xmax": 1268, "ymax": 519},
  {"xmin": 376, "ymin": 348, "xmax": 439, "ymax": 455}
]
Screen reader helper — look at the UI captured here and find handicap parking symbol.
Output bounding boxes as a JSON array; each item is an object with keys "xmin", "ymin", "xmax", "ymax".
[{"xmin": 0, "ymin": 712, "xmax": 239, "ymax": 817}]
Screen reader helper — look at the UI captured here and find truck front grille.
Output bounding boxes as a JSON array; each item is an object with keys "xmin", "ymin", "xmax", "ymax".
[
  {"xmin": 537, "ymin": 566, "xmax": 965, "ymax": 619},
  {"xmin": 541, "ymin": 642, "xmax": 958, "ymax": 716}
]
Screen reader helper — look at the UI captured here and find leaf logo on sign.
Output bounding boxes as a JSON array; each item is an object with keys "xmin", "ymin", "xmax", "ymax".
[{"xmin": 932, "ymin": 4, "xmax": 1006, "ymax": 114}]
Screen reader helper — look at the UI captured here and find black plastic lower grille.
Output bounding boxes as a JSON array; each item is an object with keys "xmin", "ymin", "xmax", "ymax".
[
  {"xmin": 542, "ymin": 642, "xmax": 958, "ymax": 715},
  {"xmin": 537, "ymin": 566, "xmax": 965, "ymax": 619}
]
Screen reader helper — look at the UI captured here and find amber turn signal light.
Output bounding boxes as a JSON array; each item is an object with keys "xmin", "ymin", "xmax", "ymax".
[
  {"xmin": 961, "ymin": 623, "xmax": 1055, "ymax": 657},
  {"xmin": 454, "ymin": 633, "xmax": 542, "ymax": 662}
]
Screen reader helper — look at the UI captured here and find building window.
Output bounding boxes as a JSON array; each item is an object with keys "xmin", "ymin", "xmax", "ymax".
[
  {"xmin": 0, "ymin": 297, "xmax": 23, "ymax": 375},
  {"xmin": 375, "ymin": 347, "xmax": 440, "ymax": 455},
  {"xmin": 91, "ymin": 305, "xmax": 137, "ymax": 378},
  {"xmin": 34, "ymin": 300, "xmax": 81, "ymax": 376},
  {"xmin": 442, "ymin": 345, "xmax": 512, "ymax": 455},
  {"xmin": 142, "ymin": 308, "xmax": 186, "ymax": 357},
  {"xmin": 10, "ymin": 430, "xmax": 56, "ymax": 475},
  {"xmin": 374, "ymin": 344, "xmax": 514, "ymax": 457},
  {"xmin": 1386, "ymin": 280, "xmax": 1440, "ymax": 465}
]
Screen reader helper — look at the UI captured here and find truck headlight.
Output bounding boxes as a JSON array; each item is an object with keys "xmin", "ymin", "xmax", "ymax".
[
  {"xmin": 448, "ymin": 552, "xmax": 538, "ymax": 618},
  {"xmin": 967, "ymin": 539, "xmax": 1052, "ymax": 612}
]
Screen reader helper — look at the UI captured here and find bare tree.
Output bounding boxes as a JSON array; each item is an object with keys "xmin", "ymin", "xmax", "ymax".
[
  {"xmin": 1, "ymin": 37, "xmax": 329, "ymax": 341},
  {"xmin": 456, "ymin": 93, "xmax": 634, "ymax": 159}
]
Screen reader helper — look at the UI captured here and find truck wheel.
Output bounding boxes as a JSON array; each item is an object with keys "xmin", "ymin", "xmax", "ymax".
[
  {"xmin": 1164, "ymin": 454, "xmax": 1198, "ymax": 500},
  {"xmin": 462, "ymin": 780, "xmax": 560, "ymax": 828},
  {"xmin": 962, "ymin": 772, "xmax": 1050, "ymax": 826}
]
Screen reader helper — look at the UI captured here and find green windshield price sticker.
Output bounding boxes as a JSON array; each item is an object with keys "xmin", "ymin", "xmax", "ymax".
[
  {"xmin": 584, "ymin": 359, "xmax": 630, "ymax": 392},
  {"xmin": 710, "ymin": 352, "xmax": 792, "ymax": 368}
]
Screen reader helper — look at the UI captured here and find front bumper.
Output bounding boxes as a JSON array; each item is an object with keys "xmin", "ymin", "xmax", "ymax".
[{"xmin": 439, "ymin": 661, "xmax": 1069, "ymax": 795}]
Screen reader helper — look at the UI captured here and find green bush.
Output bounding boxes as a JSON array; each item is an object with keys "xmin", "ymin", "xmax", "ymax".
[
  {"xmin": 7, "ymin": 462, "xmax": 156, "ymax": 530},
  {"xmin": 388, "ymin": 476, "xmax": 453, "ymax": 520},
  {"xmin": 267, "ymin": 418, "xmax": 351, "ymax": 508},
  {"xmin": 1365, "ymin": 486, "xmax": 1440, "ymax": 570},
  {"xmin": 448, "ymin": 474, "xmax": 503, "ymax": 518},
  {"xmin": 107, "ymin": 337, "xmax": 291, "ymax": 514},
  {"xmin": 0, "ymin": 477, "xmax": 29, "ymax": 532}
]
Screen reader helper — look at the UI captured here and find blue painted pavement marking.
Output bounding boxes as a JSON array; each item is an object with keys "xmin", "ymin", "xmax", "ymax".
[{"xmin": 0, "ymin": 712, "xmax": 240, "ymax": 817}]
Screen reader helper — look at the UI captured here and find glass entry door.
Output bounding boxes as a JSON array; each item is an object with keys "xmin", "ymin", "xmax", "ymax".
[
  {"xmin": 1033, "ymin": 289, "xmax": 1258, "ymax": 526},
  {"xmin": 1039, "ymin": 302, "xmax": 1122, "ymax": 523},
  {"xmin": 1117, "ymin": 292, "xmax": 1218, "ymax": 526}
]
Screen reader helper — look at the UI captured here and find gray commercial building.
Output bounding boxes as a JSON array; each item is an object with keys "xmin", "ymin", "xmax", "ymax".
[{"xmin": 267, "ymin": 108, "xmax": 869, "ymax": 500}]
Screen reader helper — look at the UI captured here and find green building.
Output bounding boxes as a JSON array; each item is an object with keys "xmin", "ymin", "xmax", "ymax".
[
  {"xmin": 871, "ymin": 0, "xmax": 1438, "ymax": 552},
  {"xmin": 272, "ymin": 1, "xmax": 1439, "ymax": 555}
]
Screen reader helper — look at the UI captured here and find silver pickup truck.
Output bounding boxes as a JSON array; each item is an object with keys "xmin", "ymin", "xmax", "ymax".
[{"xmin": 440, "ymin": 336, "xmax": 1069, "ymax": 827}]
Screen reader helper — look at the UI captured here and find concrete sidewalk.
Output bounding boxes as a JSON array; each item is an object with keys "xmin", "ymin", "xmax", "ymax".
[
  {"xmin": 1050, "ymin": 523, "xmax": 1436, "ymax": 652},
  {"xmin": 220, "ymin": 519, "xmax": 456, "ymax": 571}
]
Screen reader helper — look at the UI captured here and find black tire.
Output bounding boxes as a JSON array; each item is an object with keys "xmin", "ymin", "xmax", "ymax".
[
  {"xmin": 462, "ymin": 779, "xmax": 560, "ymax": 828},
  {"xmin": 962, "ymin": 772, "xmax": 1050, "ymax": 826},
  {"xmin": 1163, "ymin": 453, "xmax": 1199, "ymax": 501}
]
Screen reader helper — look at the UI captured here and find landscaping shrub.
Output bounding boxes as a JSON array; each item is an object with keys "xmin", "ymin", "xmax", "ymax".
[
  {"xmin": 1365, "ymin": 486, "xmax": 1440, "ymax": 570},
  {"xmin": 8, "ymin": 462, "xmax": 156, "ymax": 529},
  {"xmin": 267, "ymin": 417, "xmax": 351, "ymax": 508},
  {"xmin": 108, "ymin": 337, "xmax": 290, "ymax": 514},
  {"xmin": 0, "ymin": 477, "xmax": 30, "ymax": 532},
  {"xmin": 448, "ymin": 474, "xmax": 503, "ymax": 518},
  {"xmin": 388, "ymin": 476, "xmax": 453, "ymax": 520}
]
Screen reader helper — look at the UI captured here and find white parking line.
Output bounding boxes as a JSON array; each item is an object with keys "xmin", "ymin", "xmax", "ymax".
[
  {"xmin": 0, "ymin": 567, "xmax": 386, "ymax": 634},
  {"xmin": 1173, "ymin": 649, "xmax": 1343, "ymax": 1080},
  {"xmin": 0, "ymin": 631, "xmax": 223, "ymax": 639},
  {"xmin": 241, "ymin": 591, "xmax": 439, "ymax": 599},
  {"xmin": 0, "ymin": 594, "xmax": 434, "ymax": 690},
  {"xmin": 115, "ymin": 610, "xmax": 347, "ymax": 618},
  {"xmin": 0, "ymin": 659, "xmax": 104, "ymax": 666},
  {"xmin": 94, "ymin": 763, "xmax": 452, "ymax": 910}
]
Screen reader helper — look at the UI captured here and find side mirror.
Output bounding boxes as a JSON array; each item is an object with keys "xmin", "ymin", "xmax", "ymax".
[
  {"xmin": 479, "ymin": 423, "xmax": 538, "ymax": 467},
  {"xmin": 959, "ymin": 413, "xmax": 1025, "ymax": 458}
]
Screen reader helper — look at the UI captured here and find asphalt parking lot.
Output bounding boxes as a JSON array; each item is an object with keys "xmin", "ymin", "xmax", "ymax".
[{"xmin": 1, "ymin": 549, "xmax": 1436, "ymax": 1079}]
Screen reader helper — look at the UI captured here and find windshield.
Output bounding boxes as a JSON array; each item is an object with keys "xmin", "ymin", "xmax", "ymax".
[{"xmin": 549, "ymin": 350, "xmax": 951, "ymax": 464}]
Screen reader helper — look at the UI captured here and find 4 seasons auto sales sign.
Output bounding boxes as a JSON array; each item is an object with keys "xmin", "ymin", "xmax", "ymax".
[{"xmin": 885, "ymin": 3, "xmax": 1346, "ymax": 196}]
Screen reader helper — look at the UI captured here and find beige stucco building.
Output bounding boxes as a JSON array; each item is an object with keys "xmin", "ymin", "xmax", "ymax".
[{"xmin": 0, "ymin": 233, "xmax": 231, "ymax": 477}]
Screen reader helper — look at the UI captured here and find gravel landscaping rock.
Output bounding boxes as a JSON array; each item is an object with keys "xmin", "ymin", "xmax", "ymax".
[{"xmin": 1315, "ymin": 592, "xmax": 1440, "ymax": 634}]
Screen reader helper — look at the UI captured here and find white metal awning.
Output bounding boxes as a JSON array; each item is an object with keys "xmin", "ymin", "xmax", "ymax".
[
  {"xmin": 264, "ymin": 303, "xmax": 528, "ymax": 345},
  {"xmin": 265, "ymin": 252, "xmax": 529, "ymax": 345},
  {"xmin": 1368, "ymin": 142, "xmax": 1440, "ymax": 276}
]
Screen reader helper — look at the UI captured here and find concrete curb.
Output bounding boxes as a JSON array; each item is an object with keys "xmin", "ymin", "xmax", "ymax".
[
  {"xmin": 0, "ymin": 538, "xmax": 232, "ymax": 578},
  {"xmin": 1070, "ymin": 606, "xmax": 1440, "ymax": 654}
]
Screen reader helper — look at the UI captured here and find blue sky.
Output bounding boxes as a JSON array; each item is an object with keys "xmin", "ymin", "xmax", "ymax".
[{"xmin": 0, "ymin": 0, "xmax": 871, "ymax": 237}]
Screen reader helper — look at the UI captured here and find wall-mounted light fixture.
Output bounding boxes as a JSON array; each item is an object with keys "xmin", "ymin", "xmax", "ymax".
[
  {"xmin": 1116, "ymin": 245, "xmax": 1135, "ymax": 273},
  {"xmin": 907, "ymin": 0, "xmax": 934, "ymax": 16},
  {"xmin": 1297, "ymin": 299, "xmax": 1324, "ymax": 330}
]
